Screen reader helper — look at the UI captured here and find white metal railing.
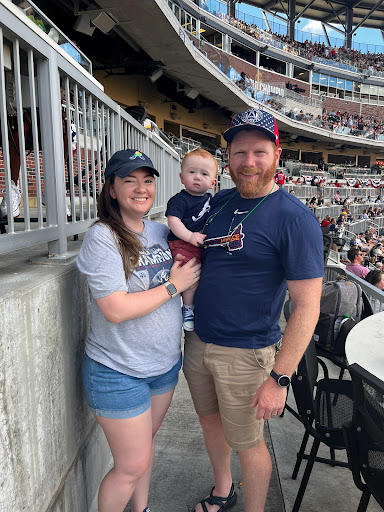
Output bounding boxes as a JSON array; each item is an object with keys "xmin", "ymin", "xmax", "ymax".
[
  {"xmin": 216, "ymin": 172, "xmax": 234, "ymax": 192},
  {"xmin": 327, "ymin": 249, "xmax": 341, "ymax": 265},
  {"xmin": 0, "ymin": 1, "xmax": 181, "ymax": 256}
]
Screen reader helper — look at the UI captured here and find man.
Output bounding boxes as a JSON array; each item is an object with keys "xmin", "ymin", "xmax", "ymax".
[
  {"xmin": 321, "ymin": 215, "xmax": 331, "ymax": 227},
  {"xmin": 346, "ymin": 247, "xmax": 370, "ymax": 278},
  {"xmin": 183, "ymin": 108, "xmax": 323, "ymax": 512},
  {"xmin": 275, "ymin": 169, "xmax": 285, "ymax": 186}
]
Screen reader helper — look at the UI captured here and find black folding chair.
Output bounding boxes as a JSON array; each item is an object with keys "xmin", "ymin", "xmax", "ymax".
[
  {"xmin": 285, "ymin": 337, "xmax": 354, "ymax": 512},
  {"xmin": 343, "ymin": 364, "xmax": 384, "ymax": 512}
]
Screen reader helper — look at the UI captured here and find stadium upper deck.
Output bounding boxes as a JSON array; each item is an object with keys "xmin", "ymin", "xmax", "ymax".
[{"xmin": 8, "ymin": 0, "xmax": 384, "ymax": 170}]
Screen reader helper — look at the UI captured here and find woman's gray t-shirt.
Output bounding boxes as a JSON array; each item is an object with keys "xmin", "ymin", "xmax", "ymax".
[{"xmin": 77, "ymin": 220, "xmax": 182, "ymax": 377}]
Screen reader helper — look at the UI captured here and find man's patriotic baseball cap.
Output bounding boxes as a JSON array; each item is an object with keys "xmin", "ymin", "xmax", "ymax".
[
  {"xmin": 223, "ymin": 108, "xmax": 279, "ymax": 148},
  {"xmin": 104, "ymin": 149, "xmax": 159, "ymax": 180}
]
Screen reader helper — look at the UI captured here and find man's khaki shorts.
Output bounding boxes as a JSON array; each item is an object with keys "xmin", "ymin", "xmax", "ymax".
[{"xmin": 183, "ymin": 331, "xmax": 276, "ymax": 451}]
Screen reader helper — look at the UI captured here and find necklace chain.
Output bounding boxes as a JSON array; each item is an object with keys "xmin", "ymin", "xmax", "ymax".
[{"xmin": 226, "ymin": 182, "xmax": 275, "ymax": 238}]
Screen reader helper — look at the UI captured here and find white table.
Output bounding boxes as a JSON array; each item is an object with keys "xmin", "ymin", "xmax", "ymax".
[{"xmin": 346, "ymin": 311, "xmax": 384, "ymax": 381}]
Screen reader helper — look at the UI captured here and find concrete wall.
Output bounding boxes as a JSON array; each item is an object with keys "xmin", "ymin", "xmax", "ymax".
[{"xmin": 0, "ymin": 255, "xmax": 111, "ymax": 512}]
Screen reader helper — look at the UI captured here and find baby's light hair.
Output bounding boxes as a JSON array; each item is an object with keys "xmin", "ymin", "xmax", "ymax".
[{"xmin": 181, "ymin": 148, "xmax": 219, "ymax": 176}]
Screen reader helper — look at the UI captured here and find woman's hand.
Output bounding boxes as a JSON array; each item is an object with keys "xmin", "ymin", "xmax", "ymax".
[{"xmin": 169, "ymin": 257, "xmax": 201, "ymax": 294}]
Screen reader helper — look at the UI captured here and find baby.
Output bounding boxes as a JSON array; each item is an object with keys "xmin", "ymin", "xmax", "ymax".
[{"xmin": 166, "ymin": 148, "xmax": 218, "ymax": 331}]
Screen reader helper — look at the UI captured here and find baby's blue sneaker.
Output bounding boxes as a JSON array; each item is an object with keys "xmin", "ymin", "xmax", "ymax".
[{"xmin": 182, "ymin": 305, "xmax": 195, "ymax": 331}]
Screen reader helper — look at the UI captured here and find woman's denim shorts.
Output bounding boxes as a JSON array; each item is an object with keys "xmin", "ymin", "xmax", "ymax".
[{"xmin": 82, "ymin": 353, "xmax": 182, "ymax": 419}]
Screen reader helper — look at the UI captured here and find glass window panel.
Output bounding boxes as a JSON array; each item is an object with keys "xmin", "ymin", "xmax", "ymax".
[
  {"xmin": 337, "ymin": 78, "xmax": 345, "ymax": 89},
  {"xmin": 346, "ymin": 80, "xmax": 353, "ymax": 91},
  {"xmin": 320, "ymin": 74, "xmax": 328, "ymax": 85},
  {"xmin": 379, "ymin": 87, "xmax": 384, "ymax": 97},
  {"xmin": 354, "ymin": 82, "xmax": 361, "ymax": 92},
  {"xmin": 329, "ymin": 76, "xmax": 337, "ymax": 87},
  {"xmin": 312, "ymin": 72, "xmax": 319, "ymax": 84},
  {"xmin": 370, "ymin": 85, "xmax": 378, "ymax": 95},
  {"xmin": 361, "ymin": 84, "xmax": 370, "ymax": 94},
  {"xmin": 184, "ymin": 13, "xmax": 191, "ymax": 30}
]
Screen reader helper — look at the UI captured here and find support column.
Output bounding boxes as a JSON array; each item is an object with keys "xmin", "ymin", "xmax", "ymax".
[
  {"xmin": 228, "ymin": 0, "xmax": 235, "ymax": 17},
  {"xmin": 196, "ymin": 18, "xmax": 201, "ymax": 40},
  {"xmin": 256, "ymin": 50, "xmax": 260, "ymax": 68},
  {"xmin": 345, "ymin": 4, "xmax": 353, "ymax": 49},
  {"xmin": 287, "ymin": 0, "xmax": 296, "ymax": 40},
  {"xmin": 222, "ymin": 33, "xmax": 231, "ymax": 52},
  {"xmin": 287, "ymin": 62, "xmax": 294, "ymax": 78}
]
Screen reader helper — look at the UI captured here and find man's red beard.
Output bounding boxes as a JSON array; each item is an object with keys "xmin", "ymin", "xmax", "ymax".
[{"xmin": 229, "ymin": 164, "xmax": 277, "ymax": 198}]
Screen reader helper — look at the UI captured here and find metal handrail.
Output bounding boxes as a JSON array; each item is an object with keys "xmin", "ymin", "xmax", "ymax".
[{"xmin": 0, "ymin": 2, "xmax": 181, "ymax": 256}]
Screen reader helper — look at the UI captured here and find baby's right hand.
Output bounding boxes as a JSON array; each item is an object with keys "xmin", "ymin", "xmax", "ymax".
[{"xmin": 189, "ymin": 232, "xmax": 207, "ymax": 247}]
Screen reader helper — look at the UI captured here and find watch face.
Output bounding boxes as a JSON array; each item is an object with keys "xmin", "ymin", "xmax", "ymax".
[
  {"xmin": 166, "ymin": 282, "xmax": 177, "ymax": 296},
  {"xmin": 278, "ymin": 375, "xmax": 290, "ymax": 387}
]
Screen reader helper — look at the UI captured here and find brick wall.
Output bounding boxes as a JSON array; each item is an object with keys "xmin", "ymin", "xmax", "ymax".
[
  {"xmin": 322, "ymin": 97, "xmax": 384, "ymax": 121},
  {"xmin": 201, "ymin": 40, "xmax": 310, "ymax": 95},
  {"xmin": 0, "ymin": 148, "xmax": 87, "ymax": 198}
]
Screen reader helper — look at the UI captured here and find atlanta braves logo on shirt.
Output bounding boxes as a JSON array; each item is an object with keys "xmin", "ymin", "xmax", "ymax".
[
  {"xmin": 203, "ymin": 224, "xmax": 245, "ymax": 252},
  {"xmin": 192, "ymin": 197, "xmax": 211, "ymax": 222},
  {"xmin": 136, "ymin": 244, "xmax": 173, "ymax": 287}
]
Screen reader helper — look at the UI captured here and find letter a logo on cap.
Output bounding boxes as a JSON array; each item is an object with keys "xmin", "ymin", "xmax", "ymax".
[
  {"xmin": 240, "ymin": 109, "xmax": 263, "ymax": 124},
  {"xmin": 129, "ymin": 150, "xmax": 145, "ymax": 160}
]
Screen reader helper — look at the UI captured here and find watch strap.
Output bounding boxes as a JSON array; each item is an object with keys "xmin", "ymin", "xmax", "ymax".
[{"xmin": 270, "ymin": 369, "xmax": 291, "ymax": 387}]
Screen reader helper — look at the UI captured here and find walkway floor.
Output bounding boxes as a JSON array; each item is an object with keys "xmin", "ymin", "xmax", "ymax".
[{"xmin": 126, "ymin": 308, "xmax": 383, "ymax": 512}]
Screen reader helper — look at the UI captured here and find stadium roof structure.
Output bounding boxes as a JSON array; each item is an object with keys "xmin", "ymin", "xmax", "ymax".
[{"xmin": 232, "ymin": 0, "xmax": 384, "ymax": 47}]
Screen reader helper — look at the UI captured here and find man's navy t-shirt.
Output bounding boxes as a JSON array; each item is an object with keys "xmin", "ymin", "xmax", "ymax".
[
  {"xmin": 166, "ymin": 190, "xmax": 212, "ymax": 242},
  {"xmin": 194, "ymin": 187, "xmax": 324, "ymax": 349}
]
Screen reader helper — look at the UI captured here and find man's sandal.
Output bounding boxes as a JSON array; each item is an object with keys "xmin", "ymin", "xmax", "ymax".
[{"xmin": 195, "ymin": 483, "xmax": 237, "ymax": 512}]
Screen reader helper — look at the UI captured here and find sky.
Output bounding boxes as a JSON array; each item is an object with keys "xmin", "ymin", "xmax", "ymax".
[{"xmin": 235, "ymin": 3, "xmax": 384, "ymax": 53}]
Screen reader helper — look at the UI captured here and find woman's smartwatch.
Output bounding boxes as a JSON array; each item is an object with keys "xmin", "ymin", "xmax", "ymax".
[
  {"xmin": 270, "ymin": 370, "xmax": 291, "ymax": 388},
  {"xmin": 164, "ymin": 279, "xmax": 178, "ymax": 298}
]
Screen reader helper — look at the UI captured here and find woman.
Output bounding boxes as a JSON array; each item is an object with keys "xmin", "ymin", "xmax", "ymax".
[
  {"xmin": 77, "ymin": 149, "xmax": 200, "ymax": 512},
  {"xmin": 365, "ymin": 269, "xmax": 384, "ymax": 313}
]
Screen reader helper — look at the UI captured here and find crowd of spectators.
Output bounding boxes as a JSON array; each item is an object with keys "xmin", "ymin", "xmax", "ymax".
[
  {"xmin": 232, "ymin": 75, "xmax": 384, "ymax": 140},
  {"xmin": 216, "ymin": 11, "xmax": 384, "ymax": 76},
  {"xmin": 297, "ymin": 110, "xmax": 384, "ymax": 139},
  {"xmin": 198, "ymin": 9, "xmax": 384, "ymax": 140}
]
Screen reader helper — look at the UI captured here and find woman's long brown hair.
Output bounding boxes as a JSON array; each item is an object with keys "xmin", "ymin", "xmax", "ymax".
[{"xmin": 96, "ymin": 175, "xmax": 144, "ymax": 279}]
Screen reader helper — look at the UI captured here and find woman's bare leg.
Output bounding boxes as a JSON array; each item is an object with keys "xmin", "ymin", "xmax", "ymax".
[
  {"xmin": 96, "ymin": 408, "xmax": 153, "ymax": 512},
  {"xmin": 130, "ymin": 389, "xmax": 175, "ymax": 512}
]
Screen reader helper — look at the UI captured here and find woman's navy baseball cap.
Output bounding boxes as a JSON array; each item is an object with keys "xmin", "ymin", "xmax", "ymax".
[
  {"xmin": 223, "ymin": 108, "xmax": 279, "ymax": 147},
  {"xmin": 104, "ymin": 149, "xmax": 159, "ymax": 180}
]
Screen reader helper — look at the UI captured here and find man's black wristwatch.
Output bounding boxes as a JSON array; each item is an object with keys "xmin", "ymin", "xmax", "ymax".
[
  {"xmin": 270, "ymin": 370, "xmax": 291, "ymax": 388},
  {"xmin": 164, "ymin": 279, "xmax": 178, "ymax": 298}
]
